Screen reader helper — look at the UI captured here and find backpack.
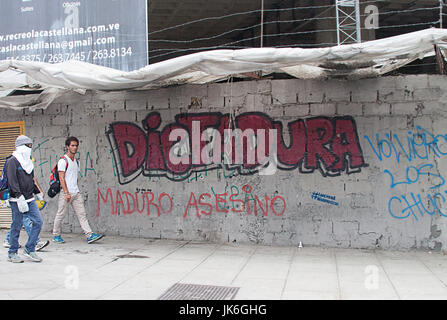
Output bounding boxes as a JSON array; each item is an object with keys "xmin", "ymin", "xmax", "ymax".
[
  {"xmin": 0, "ymin": 156, "xmax": 12, "ymax": 193},
  {"xmin": 47, "ymin": 156, "xmax": 68, "ymax": 198}
]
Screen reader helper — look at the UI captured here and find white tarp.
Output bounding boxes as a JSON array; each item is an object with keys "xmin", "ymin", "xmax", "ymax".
[{"xmin": 0, "ymin": 28, "xmax": 447, "ymax": 110}]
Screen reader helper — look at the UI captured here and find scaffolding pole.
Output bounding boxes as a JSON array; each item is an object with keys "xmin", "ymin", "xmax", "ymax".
[
  {"xmin": 441, "ymin": 0, "xmax": 444, "ymax": 29},
  {"xmin": 336, "ymin": 0, "xmax": 361, "ymax": 45}
]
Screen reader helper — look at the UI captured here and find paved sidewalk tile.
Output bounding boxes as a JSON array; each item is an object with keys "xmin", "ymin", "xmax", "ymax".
[{"xmin": 1, "ymin": 230, "xmax": 447, "ymax": 300}]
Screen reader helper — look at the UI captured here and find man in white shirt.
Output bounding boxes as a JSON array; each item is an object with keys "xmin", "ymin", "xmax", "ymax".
[{"xmin": 52, "ymin": 137, "xmax": 104, "ymax": 244}]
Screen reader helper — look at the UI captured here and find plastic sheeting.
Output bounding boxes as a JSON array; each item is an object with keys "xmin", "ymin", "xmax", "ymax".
[{"xmin": 1, "ymin": 28, "xmax": 447, "ymax": 110}]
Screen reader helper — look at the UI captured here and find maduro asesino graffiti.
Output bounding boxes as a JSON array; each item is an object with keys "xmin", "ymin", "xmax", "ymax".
[{"xmin": 106, "ymin": 112, "xmax": 367, "ymax": 183}]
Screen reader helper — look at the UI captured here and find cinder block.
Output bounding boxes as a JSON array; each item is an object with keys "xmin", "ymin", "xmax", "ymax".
[
  {"xmin": 228, "ymin": 80, "xmax": 256, "ymax": 96},
  {"xmin": 264, "ymin": 105, "xmax": 284, "ymax": 118},
  {"xmin": 413, "ymin": 88, "xmax": 442, "ymax": 102},
  {"xmin": 298, "ymin": 82, "xmax": 325, "ymax": 104},
  {"xmin": 336, "ymin": 102, "xmax": 363, "ymax": 116},
  {"xmin": 284, "ymin": 104, "xmax": 310, "ymax": 117},
  {"xmin": 428, "ymin": 75, "xmax": 447, "ymax": 89},
  {"xmin": 157, "ymin": 109, "xmax": 175, "ymax": 123},
  {"xmin": 242, "ymin": 93, "xmax": 271, "ymax": 112},
  {"xmin": 29, "ymin": 115, "xmax": 46, "ymax": 128},
  {"xmin": 344, "ymin": 182, "xmax": 373, "ymax": 195},
  {"xmin": 254, "ymin": 93, "xmax": 272, "ymax": 110},
  {"xmin": 114, "ymin": 111, "xmax": 137, "ymax": 122},
  {"xmin": 256, "ymin": 80, "xmax": 272, "ymax": 94},
  {"xmin": 167, "ymin": 87, "xmax": 189, "ymax": 110},
  {"xmin": 420, "ymin": 101, "xmax": 447, "ymax": 115},
  {"xmin": 104, "ymin": 100, "xmax": 125, "ymax": 111},
  {"xmin": 51, "ymin": 114, "xmax": 70, "ymax": 126},
  {"xmin": 71, "ymin": 109, "xmax": 94, "ymax": 124},
  {"xmin": 363, "ymin": 102, "xmax": 390, "ymax": 116},
  {"xmin": 390, "ymin": 102, "xmax": 419, "ymax": 115},
  {"xmin": 170, "ymin": 86, "xmax": 208, "ymax": 111},
  {"xmin": 42, "ymin": 103, "xmax": 66, "ymax": 115},
  {"xmin": 348, "ymin": 77, "xmax": 396, "ymax": 93},
  {"xmin": 323, "ymin": 80, "xmax": 350, "ymax": 102},
  {"xmin": 91, "ymin": 112, "xmax": 115, "ymax": 124},
  {"xmin": 85, "ymin": 102, "xmax": 104, "ymax": 114},
  {"xmin": 208, "ymin": 83, "xmax": 226, "ymax": 98},
  {"xmin": 394, "ymin": 74, "xmax": 429, "ymax": 90},
  {"xmin": 147, "ymin": 89, "xmax": 169, "ymax": 110},
  {"xmin": 225, "ymin": 95, "xmax": 245, "ymax": 108},
  {"xmin": 299, "ymin": 90, "xmax": 324, "ymax": 104},
  {"xmin": 68, "ymin": 125, "xmax": 98, "ymax": 137},
  {"xmin": 272, "ymin": 79, "xmax": 298, "ymax": 104},
  {"xmin": 135, "ymin": 109, "xmax": 153, "ymax": 123},
  {"xmin": 351, "ymin": 89, "xmax": 378, "ymax": 103},
  {"xmin": 379, "ymin": 88, "xmax": 414, "ymax": 103},
  {"xmin": 125, "ymin": 99, "xmax": 147, "ymax": 111},
  {"xmin": 207, "ymin": 84, "xmax": 226, "ymax": 108},
  {"xmin": 310, "ymin": 103, "xmax": 336, "ymax": 116},
  {"xmin": 182, "ymin": 84, "xmax": 208, "ymax": 97},
  {"xmin": 25, "ymin": 126, "xmax": 43, "ymax": 139},
  {"xmin": 43, "ymin": 125, "xmax": 68, "ymax": 138}
]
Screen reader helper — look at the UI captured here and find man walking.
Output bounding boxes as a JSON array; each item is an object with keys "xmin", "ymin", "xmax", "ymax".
[
  {"xmin": 4, "ymin": 168, "xmax": 50, "ymax": 251},
  {"xmin": 52, "ymin": 137, "xmax": 104, "ymax": 244},
  {"xmin": 6, "ymin": 135, "xmax": 44, "ymax": 263}
]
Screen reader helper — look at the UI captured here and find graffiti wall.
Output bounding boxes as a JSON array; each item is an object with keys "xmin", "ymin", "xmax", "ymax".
[{"xmin": 3, "ymin": 75, "xmax": 447, "ymax": 250}]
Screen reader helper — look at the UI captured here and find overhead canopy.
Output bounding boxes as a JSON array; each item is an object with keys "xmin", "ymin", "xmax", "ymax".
[{"xmin": 1, "ymin": 28, "xmax": 447, "ymax": 110}]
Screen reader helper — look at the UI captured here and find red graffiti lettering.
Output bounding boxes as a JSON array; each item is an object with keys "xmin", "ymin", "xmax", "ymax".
[
  {"xmin": 198, "ymin": 193, "xmax": 213, "ymax": 216},
  {"xmin": 271, "ymin": 195, "xmax": 287, "ymax": 216},
  {"xmin": 97, "ymin": 188, "xmax": 173, "ymax": 217},
  {"xmin": 107, "ymin": 112, "xmax": 366, "ymax": 183},
  {"xmin": 143, "ymin": 113, "xmax": 166, "ymax": 172},
  {"xmin": 184, "ymin": 192, "xmax": 200, "ymax": 218},
  {"xmin": 275, "ymin": 119, "xmax": 306, "ymax": 167},
  {"xmin": 305, "ymin": 117, "xmax": 337, "ymax": 170},
  {"xmin": 183, "ymin": 184, "xmax": 287, "ymax": 219},
  {"xmin": 109, "ymin": 123, "xmax": 147, "ymax": 179}
]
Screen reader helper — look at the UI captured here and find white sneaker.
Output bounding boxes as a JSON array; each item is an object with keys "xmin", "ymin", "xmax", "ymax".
[
  {"xmin": 23, "ymin": 248, "xmax": 42, "ymax": 262},
  {"xmin": 7, "ymin": 253, "xmax": 24, "ymax": 263},
  {"xmin": 3, "ymin": 240, "xmax": 22, "ymax": 249},
  {"xmin": 35, "ymin": 240, "xmax": 50, "ymax": 252}
]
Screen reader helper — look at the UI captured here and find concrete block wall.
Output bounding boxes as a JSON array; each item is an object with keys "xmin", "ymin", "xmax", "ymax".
[{"xmin": 2, "ymin": 74, "xmax": 447, "ymax": 251}]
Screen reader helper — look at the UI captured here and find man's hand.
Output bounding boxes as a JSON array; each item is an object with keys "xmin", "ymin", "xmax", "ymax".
[
  {"xmin": 35, "ymin": 193, "xmax": 44, "ymax": 201},
  {"xmin": 64, "ymin": 193, "xmax": 71, "ymax": 203}
]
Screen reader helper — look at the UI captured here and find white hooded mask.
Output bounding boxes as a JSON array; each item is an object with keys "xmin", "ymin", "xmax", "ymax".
[{"xmin": 12, "ymin": 145, "xmax": 34, "ymax": 174}]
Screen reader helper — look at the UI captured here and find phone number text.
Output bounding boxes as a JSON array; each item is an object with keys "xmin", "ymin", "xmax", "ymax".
[{"xmin": 5, "ymin": 47, "xmax": 133, "ymax": 63}]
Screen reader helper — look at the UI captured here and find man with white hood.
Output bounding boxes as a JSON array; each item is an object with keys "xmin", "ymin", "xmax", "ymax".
[{"xmin": 5, "ymin": 135, "xmax": 45, "ymax": 263}]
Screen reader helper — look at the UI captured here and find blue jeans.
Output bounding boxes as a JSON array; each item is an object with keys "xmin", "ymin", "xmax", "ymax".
[
  {"xmin": 5, "ymin": 214, "xmax": 41, "ymax": 243},
  {"xmin": 8, "ymin": 201, "xmax": 43, "ymax": 254}
]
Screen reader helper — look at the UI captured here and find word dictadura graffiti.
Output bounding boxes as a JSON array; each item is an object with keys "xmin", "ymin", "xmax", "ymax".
[{"xmin": 107, "ymin": 112, "xmax": 367, "ymax": 183}]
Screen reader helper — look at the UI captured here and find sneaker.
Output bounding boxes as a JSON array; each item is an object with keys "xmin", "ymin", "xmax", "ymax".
[
  {"xmin": 36, "ymin": 240, "xmax": 50, "ymax": 251},
  {"xmin": 3, "ymin": 240, "xmax": 21, "ymax": 249},
  {"xmin": 7, "ymin": 253, "xmax": 24, "ymax": 263},
  {"xmin": 87, "ymin": 233, "xmax": 104, "ymax": 244},
  {"xmin": 23, "ymin": 248, "xmax": 42, "ymax": 262},
  {"xmin": 52, "ymin": 235, "xmax": 65, "ymax": 244}
]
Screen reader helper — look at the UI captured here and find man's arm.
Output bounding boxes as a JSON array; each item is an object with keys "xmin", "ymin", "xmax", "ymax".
[
  {"xmin": 5, "ymin": 159, "xmax": 21, "ymax": 198},
  {"xmin": 58, "ymin": 170, "xmax": 71, "ymax": 202},
  {"xmin": 33, "ymin": 176, "xmax": 43, "ymax": 195}
]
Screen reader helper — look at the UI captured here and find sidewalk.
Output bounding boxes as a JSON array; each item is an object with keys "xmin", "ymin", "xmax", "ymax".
[{"xmin": 1, "ymin": 229, "xmax": 447, "ymax": 300}]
